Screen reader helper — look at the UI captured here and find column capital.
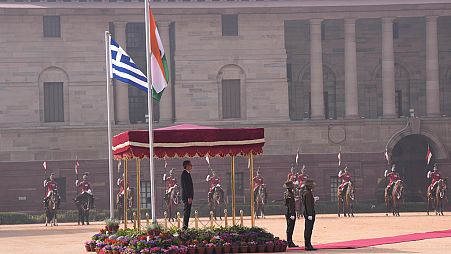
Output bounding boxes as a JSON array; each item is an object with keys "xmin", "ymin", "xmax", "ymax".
[
  {"xmin": 309, "ymin": 18, "xmax": 323, "ymax": 25},
  {"xmin": 425, "ymin": 15, "xmax": 439, "ymax": 22},
  {"xmin": 381, "ymin": 17, "xmax": 396, "ymax": 23}
]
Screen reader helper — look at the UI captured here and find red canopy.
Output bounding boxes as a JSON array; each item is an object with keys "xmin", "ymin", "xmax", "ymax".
[{"xmin": 112, "ymin": 124, "xmax": 265, "ymax": 159}]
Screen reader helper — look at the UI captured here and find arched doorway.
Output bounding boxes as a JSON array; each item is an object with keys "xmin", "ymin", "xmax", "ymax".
[{"xmin": 391, "ymin": 134, "xmax": 435, "ymax": 202}]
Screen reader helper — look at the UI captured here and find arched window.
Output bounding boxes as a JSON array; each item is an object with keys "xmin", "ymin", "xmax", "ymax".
[{"xmin": 217, "ymin": 64, "xmax": 246, "ymax": 120}]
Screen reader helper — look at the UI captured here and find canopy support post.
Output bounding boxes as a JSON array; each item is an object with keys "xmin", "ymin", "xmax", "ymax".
[
  {"xmin": 124, "ymin": 159, "xmax": 128, "ymax": 229},
  {"xmin": 249, "ymin": 153, "xmax": 255, "ymax": 227},
  {"xmin": 231, "ymin": 155, "xmax": 236, "ymax": 226},
  {"xmin": 136, "ymin": 159, "xmax": 141, "ymax": 230}
]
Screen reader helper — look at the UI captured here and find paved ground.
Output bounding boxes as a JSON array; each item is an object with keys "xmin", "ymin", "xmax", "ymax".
[{"xmin": 1, "ymin": 212, "xmax": 450, "ymax": 254}]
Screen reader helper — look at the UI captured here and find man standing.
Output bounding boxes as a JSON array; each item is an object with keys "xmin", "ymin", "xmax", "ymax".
[
  {"xmin": 302, "ymin": 179, "xmax": 317, "ymax": 251},
  {"xmin": 283, "ymin": 180, "xmax": 298, "ymax": 248},
  {"xmin": 181, "ymin": 160, "xmax": 193, "ymax": 230}
]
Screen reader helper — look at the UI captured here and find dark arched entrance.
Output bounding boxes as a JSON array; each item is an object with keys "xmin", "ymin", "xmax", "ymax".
[{"xmin": 392, "ymin": 134, "xmax": 435, "ymax": 202}]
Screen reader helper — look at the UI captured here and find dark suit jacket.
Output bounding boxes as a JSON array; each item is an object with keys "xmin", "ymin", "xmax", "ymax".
[
  {"xmin": 302, "ymin": 188, "xmax": 315, "ymax": 217},
  {"xmin": 181, "ymin": 169, "xmax": 193, "ymax": 203},
  {"xmin": 284, "ymin": 189, "xmax": 296, "ymax": 216}
]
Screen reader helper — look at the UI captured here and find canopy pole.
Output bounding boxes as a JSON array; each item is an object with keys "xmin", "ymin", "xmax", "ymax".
[
  {"xmin": 249, "ymin": 153, "xmax": 255, "ymax": 227},
  {"xmin": 231, "ymin": 155, "xmax": 236, "ymax": 226},
  {"xmin": 124, "ymin": 159, "xmax": 128, "ymax": 229},
  {"xmin": 136, "ymin": 159, "xmax": 141, "ymax": 230}
]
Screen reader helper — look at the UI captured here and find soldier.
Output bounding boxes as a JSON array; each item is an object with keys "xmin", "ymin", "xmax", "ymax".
[
  {"xmin": 384, "ymin": 164, "xmax": 400, "ymax": 197},
  {"xmin": 287, "ymin": 165, "xmax": 298, "ymax": 182},
  {"xmin": 302, "ymin": 179, "xmax": 317, "ymax": 251},
  {"xmin": 76, "ymin": 172, "xmax": 94, "ymax": 208},
  {"xmin": 43, "ymin": 173, "xmax": 61, "ymax": 209},
  {"xmin": 117, "ymin": 173, "xmax": 130, "ymax": 197},
  {"xmin": 206, "ymin": 170, "xmax": 221, "ymax": 201},
  {"xmin": 297, "ymin": 165, "xmax": 308, "ymax": 188},
  {"xmin": 338, "ymin": 166, "xmax": 352, "ymax": 194},
  {"xmin": 283, "ymin": 180, "xmax": 298, "ymax": 248},
  {"xmin": 427, "ymin": 164, "xmax": 442, "ymax": 194},
  {"xmin": 163, "ymin": 168, "xmax": 177, "ymax": 198}
]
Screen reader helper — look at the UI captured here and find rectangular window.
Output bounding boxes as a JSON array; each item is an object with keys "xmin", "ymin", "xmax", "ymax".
[
  {"xmin": 226, "ymin": 172, "xmax": 244, "ymax": 196},
  {"xmin": 393, "ymin": 22, "xmax": 399, "ymax": 39},
  {"xmin": 222, "ymin": 79, "xmax": 241, "ymax": 119},
  {"xmin": 286, "ymin": 63, "xmax": 292, "ymax": 82},
  {"xmin": 44, "ymin": 82, "xmax": 64, "ymax": 122},
  {"xmin": 141, "ymin": 181, "xmax": 151, "ymax": 209},
  {"xmin": 222, "ymin": 14, "xmax": 238, "ymax": 36},
  {"xmin": 54, "ymin": 177, "xmax": 66, "ymax": 202},
  {"xmin": 126, "ymin": 23, "xmax": 146, "ymax": 50},
  {"xmin": 43, "ymin": 16, "xmax": 61, "ymax": 38},
  {"xmin": 321, "ymin": 23, "xmax": 326, "ymax": 41},
  {"xmin": 129, "ymin": 87, "xmax": 160, "ymax": 124},
  {"xmin": 330, "ymin": 176, "xmax": 339, "ymax": 202}
]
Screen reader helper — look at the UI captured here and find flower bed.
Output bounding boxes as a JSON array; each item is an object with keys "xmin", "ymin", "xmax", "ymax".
[{"xmin": 85, "ymin": 224, "xmax": 286, "ymax": 254}]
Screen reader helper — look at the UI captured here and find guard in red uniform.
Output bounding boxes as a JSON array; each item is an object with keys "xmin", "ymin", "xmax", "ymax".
[
  {"xmin": 117, "ymin": 173, "xmax": 130, "ymax": 196},
  {"xmin": 76, "ymin": 173, "xmax": 94, "ymax": 208},
  {"xmin": 43, "ymin": 173, "xmax": 61, "ymax": 208},
  {"xmin": 385, "ymin": 165, "xmax": 400, "ymax": 197},
  {"xmin": 338, "ymin": 167, "xmax": 352, "ymax": 193},
  {"xmin": 163, "ymin": 169, "xmax": 178, "ymax": 198},
  {"xmin": 287, "ymin": 166, "xmax": 298, "ymax": 182},
  {"xmin": 206, "ymin": 170, "xmax": 221, "ymax": 200},
  {"xmin": 427, "ymin": 164, "xmax": 442, "ymax": 194},
  {"xmin": 297, "ymin": 165, "xmax": 308, "ymax": 188},
  {"xmin": 253, "ymin": 168, "xmax": 267, "ymax": 203}
]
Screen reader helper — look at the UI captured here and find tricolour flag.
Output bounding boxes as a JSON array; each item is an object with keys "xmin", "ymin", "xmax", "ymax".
[
  {"xmin": 384, "ymin": 148, "xmax": 390, "ymax": 165},
  {"xmin": 426, "ymin": 145, "xmax": 432, "ymax": 165},
  {"xmin": 148, "ymin": 5, "xmax": 169, "ymax": 101},
  {"xmin": 43, "ymin": 161, "xmax": 47, "ymax": 170}
]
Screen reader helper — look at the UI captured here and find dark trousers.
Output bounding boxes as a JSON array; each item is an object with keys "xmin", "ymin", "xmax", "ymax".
[
  {"xmin": 285, "ymin": 213, "xmax": 296, "ymax": 243},
  {"xmin": 183, "ymin": 202, "xmax": 192, "ymax": 230},
  {"xmin": 304, "ymin": 216, "xmax": 315, "ymax": 247}
]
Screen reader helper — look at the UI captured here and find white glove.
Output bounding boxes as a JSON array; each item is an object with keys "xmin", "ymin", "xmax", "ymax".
[
  {"xmin": 290, "ymin": 216, "xmax": 295, "ymax": 220},
  {"xmin": 307, "ymin": 216, "xmax": 313, "ymax": 221}
]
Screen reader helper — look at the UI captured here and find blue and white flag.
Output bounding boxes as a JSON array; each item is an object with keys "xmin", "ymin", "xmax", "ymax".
[{"xmin": 109, "ymin": 37, "xmax": 148, "ymax": 93}]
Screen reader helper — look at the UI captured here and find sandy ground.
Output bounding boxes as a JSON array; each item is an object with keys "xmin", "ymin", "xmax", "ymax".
[{"xmin": 1, "ymin": 212, "xmax": 450, "ymax": 254}]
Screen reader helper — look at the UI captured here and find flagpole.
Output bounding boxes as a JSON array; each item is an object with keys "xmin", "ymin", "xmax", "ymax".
[
  {"xmin": 145, "ymin": 0, "xmax": 157, "ymax": 224},
  {"xmin": 105, "ymin": 31, "xmax": 115, "ymax": 219}
]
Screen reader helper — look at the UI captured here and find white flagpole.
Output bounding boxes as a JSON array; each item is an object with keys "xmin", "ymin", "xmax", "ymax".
[
  {"xmin": 105, "ymin": 31, "xmax": 115, "ymax": 219},
  {"xmin": 144, "ymin": 0, "xmax": 157, "ymax": 224}
]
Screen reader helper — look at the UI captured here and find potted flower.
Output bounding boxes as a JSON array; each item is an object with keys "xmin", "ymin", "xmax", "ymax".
[
  {"xmin": 264, "ymin": 241, "xmax": 274, "ymax": 253},
  {"xmin": 231, "ymin": 242, "xmax": 240, "ymax": 253},
  {"xmin": 278, "ymin": 240, "xmax": 287, "ymax": 252},
  {"xmin": 247, "ymin": 241, "xmax": 257, "ymax": 253},
  {"xmin": 141, "ymin": 248, "xmax": 151, "ymax": 254},
  {"xmin": 197, "ymin": 240, "xmax": 207, "ymax": 254},
  {"xmin": 85, "ymin": 240, "xmax": 95, "ymax": 252},
  {"xmin": 222, "ymin": 242, "xmax": 231, "ymax": 254},
  {"xmin": 273, "ymin": 241, "xmax": 280, "ymax": 253},
  {"xmin": 95, "ymin": 242, "xmax": 106, "ymax": 254},
  {"xmin": 205, "ymin": 243, "xmax": 215, "ymax": 254},
  {"xmin": 112, "ymin": 245, "xmax": 122, "ymax": 254},
  {"xmin": 187, "ymin": 245, "xmax": 196, "ymax": 254},
  {"xmin": 239, "ymin": 242, "xmax": 248, "ymax": 253},
  {"xmin": 103, "ymin": 245, "xmax": 113, "ymax": 254},
  {"xmin": 105, "ymin": 219, "xmax": 120, "ymax": 233}
]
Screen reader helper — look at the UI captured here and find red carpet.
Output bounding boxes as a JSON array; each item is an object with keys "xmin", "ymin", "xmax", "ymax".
[{"xmin": 288, "ymin": 229, "xmax": 451, "ymax": 250}]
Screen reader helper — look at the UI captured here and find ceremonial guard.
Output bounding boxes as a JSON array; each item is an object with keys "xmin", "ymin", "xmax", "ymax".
[
  {"xmin": 43, "ymin": 173, "xmax": 61, "ymax": 208},
  {"xmin": 283, "ymin": 180, "xmax": 298, "ymax": 248},
  {"xmin": 76, "ymin": 172, "xmax": 94, "ymax": 208},
  {"xmin": 287, "ymin": 165, "xmax": 298, "ymax": 182},
  {"xmin": 206, "ymin": 170, "xmax": 221, "ymax": 200},
  {"xmin": 253, "ymin": 168, "xmax": 267, "ymax": 201},
  {"xmin": 297, "ymin": 165, "xmax": 308, "ymax": 188},
  {"xmin": 427, "ymin": 164, "xmax": 442, "ymax": 194},
  {"xmin": 163, "ymin": 168, "xmax": 178, "ymax": 198},
  {"xmin": 384, "ymin": 165, "xmax": 400, "ymax": 197},
  {"xmin": 338, "ymin": 166, "xmax": 352, "ymax": 193}
]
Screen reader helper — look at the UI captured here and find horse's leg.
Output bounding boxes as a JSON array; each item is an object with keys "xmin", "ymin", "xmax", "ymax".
[
  {"xmin": 427, "ymin": 196, "xmax": 430, "ymax": 216},
  {"xmin": 337, "ymin": 193, "xmax": 341, "ymax": 217},
  {"xmin": 86, "ymin": 210, "xmax": 90, "ymax": 225}
]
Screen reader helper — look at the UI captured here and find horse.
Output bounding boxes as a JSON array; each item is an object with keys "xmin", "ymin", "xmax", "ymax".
[
  {"xmin": 428, "ymin": 178, "xmax": 447, "ymax": 216},
  {"xmin": 209, "ymin": 184, "xmax": 226, "ymax": 220},
  {"xmin": 254, "ymin": 185, "xmax": 267, "ymax": 219},
  {"xmin": 75, "ymin": 192, "xmax": 93, "ymax": 225},
  {"xmin": 117, "ymin": 188, "xmax": 134, "ymax": 223},
  {"xmin": 338, "ymin": 182, "xmax": 355, "ymax": 217},
  {"xmin": 45, "ymin": 190, "xmax": 58, "ymax": 226},
  {"xmin": 294, "ymin": 185, "xmax": 304, "ymax": 219},
  {"xmin": 164, "ymin": 185, "xmax": 180, "ymax": 222},
  {"xmin": 385, "ymin": 180, "xmax": 404, "ymax": 216}
]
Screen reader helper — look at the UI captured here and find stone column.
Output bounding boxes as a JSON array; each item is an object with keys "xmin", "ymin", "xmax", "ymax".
[
  {"xmin": 381, "ymin": 17, "xmax": 396, "ymax": 118},
  {"xmin": 310, "ymin": 19, "xmax": 325, "ymax": 119},
  {"xmin": 114, "ymin": 21, "xmax": 130, "ymax": 124},
  {"xmin": 344, "ymin": 18, "xmax": 359, "ymax": 119},
  {"xmin": 157, "ymin": 21, "xmax": 173, "ymax": 123},
  {"xmin": 426, "ymin": 16, "xmax": 441, "ymax": 117}
]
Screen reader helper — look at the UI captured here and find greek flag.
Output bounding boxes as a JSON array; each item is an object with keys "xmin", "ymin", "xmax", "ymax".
[{"xmin": 109, "ymin": 37, "xmax": 148, "ymax": 93}]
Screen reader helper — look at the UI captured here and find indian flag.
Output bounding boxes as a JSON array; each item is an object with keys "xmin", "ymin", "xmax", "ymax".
[{"xmin": 148, "ymin": 4, "xmax": 168, "ymax": 101}]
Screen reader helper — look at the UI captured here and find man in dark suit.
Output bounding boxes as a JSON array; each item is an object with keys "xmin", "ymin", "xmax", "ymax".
[
  {"xmin": 180, "ymin": 160, "xmax": 193, "ymax": 230},
  {"xmin": 283, "ymin": 180, "xmax": 298, "ymax": 247},
  {"xmin": 302, "ymin": 179, "xmax": 317, "ymax": 251}
]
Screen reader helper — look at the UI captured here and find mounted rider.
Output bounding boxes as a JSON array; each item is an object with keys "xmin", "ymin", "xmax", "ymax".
[
  {"xmin": 385, "ymin": 164, "xmax": 400, "ymax": 197},
  {"xmin": 117, "ymin": 173, "xmax": 130, "ymax": 197},
  {"xmin": 287, "ymin": 165, "xmax": 298, "ymax": 182},
  {"xmin": 338, "ymin": 166, "xmax": 352, "ymax": 195},
  {"xmin": 253, "ymin": 168, "xmax": 267, "ymax": 202},
  {"xmin": 75, "ymin": 172, "xmax": 94, "ymax": 208},
  {"xmin": 163, "ymin": 168, "xmax": 178, "ymax": 199},
  {"xmin": 43, "ymin": 173, "xmax": 61, "ymax": 209},
  {"xmin": 297, "ymin": 165, "xmax": 308, "ymax": 188},
  {"xmin": 206, "ymin": 169, "xmax": 221, "ymax": 201},
  {"xmin": 427, "ymin": 164, "xmax": 442, "ymax": 195}
]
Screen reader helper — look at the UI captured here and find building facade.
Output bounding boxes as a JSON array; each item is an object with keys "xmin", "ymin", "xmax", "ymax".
[{"xmin": 1, "ymin": 0, "xmax": 451, "ymax": 213}]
